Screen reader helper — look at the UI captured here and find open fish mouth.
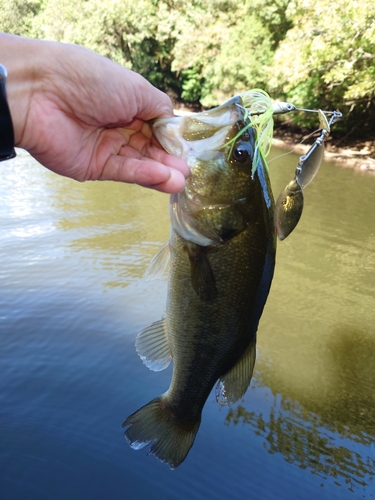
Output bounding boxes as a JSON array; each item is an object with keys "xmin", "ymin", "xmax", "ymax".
[
  {"xmin": 153, "ymin": 91, "xmax": 276, "ymax": 180},
  {"xmin": 152, "ymin": 100, "xmax": 239, "ymax": 163}
]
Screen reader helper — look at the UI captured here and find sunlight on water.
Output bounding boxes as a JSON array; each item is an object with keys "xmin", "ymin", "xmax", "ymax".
[{"xmin": 0, "ymin": 149, "xmax": 374, "ymax": 499}]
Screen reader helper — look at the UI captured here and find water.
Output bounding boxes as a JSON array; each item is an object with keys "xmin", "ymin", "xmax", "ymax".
[{"xmin": 1, "ymin": 149, "xmax": 374, "ymax": 499}]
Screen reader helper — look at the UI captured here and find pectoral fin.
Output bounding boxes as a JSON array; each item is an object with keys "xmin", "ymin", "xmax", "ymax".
[
  {"xmin": 186, "ymin": 244, "xmax": 217, "ymax": 302},
  {"xmin": 215, "ymin": 338, "xmax": 256, "ymax": 405},
  {"xmin": 136, "ymin": 318, "xmax": 172, "ymax": 371},
  {"xmin": 145, "ymin": 241, "xmax": 170, "ymax": 280}
]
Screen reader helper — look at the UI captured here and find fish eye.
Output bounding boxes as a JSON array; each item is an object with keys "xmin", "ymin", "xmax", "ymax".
[{"xmin": 231, "ymin": 145, "xmax": 251, "ymax": 164}]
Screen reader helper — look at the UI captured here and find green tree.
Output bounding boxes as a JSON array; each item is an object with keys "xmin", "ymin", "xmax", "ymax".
[
  {"xmin": 2, "ymin": 0, "xmax": 374, "ymax": 137},
  {"xmin": 171, "ymin": 1, "xmax": 276, "ymax": 106},
  {"xmin": 0, "ymin": 0, "xmax": 41, "ymax": 35},
  {"xmin": 12, "ymin": 0, "xmax": 181, "ymax": 93},
  {"xmin": 271, "ymin": 0, "xmax": 375, "ymax": 134}
]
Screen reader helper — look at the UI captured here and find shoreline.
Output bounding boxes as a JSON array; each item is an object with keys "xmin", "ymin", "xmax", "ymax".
[{"xmin": 272, "ymin": 135, "xmax": 375, "ymax": 173}]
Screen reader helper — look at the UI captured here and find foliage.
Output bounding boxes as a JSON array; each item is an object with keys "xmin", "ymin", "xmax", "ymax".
[
  {"xmin": 271, "ymin": 0, "xmax": 375, "ymax": 133},
  {"xmin": 1, "ymin": 0, "xmax": 374, "ymax": 136},
  {"xmin": 23, "ymin": 0, "xmax": 182, "ymax": 92},
  {"xmin": 0, "ymin": 0, "xmax": 41, "ymax": 35},
  {"xmin": 171, "ymin": 1, "xmax": 276, "ymax": 106}
]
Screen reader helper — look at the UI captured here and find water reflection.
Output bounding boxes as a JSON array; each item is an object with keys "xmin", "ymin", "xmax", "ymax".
[
  {"xmin": 1, "ymin": 150, "xmax": 375, "ymax": 498},
  {"xmin": 324, "ymin": 326, "xmax": 375, "ymax": 434},
  {"xmin": 225, "ymin": 394, "xmax": 374, "ymax": 493},
  {"xmin": 42, "ymin": 148, "xmax": 375, "ymax": 444},
  {"xmin": 259, "ymin": 151, "xmax": 375, "ymax": 438},
  {"xmin": 256, "ymin": 323, "xmax": 375, "ymax": 439},
  {"xmin": 51, "ymin": 172, "xmax": 170, "ymax": 285}
]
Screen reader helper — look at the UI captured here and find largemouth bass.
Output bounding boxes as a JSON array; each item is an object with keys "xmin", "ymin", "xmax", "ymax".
[{"xmin": 122, "ymin": 91, "xmax": 276, "ymax": 468}]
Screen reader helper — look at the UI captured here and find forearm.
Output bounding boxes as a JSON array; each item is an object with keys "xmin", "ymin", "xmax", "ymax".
[
  {"xmin": 0, "ymin": 33, "xmax": 174, "ymax": 150},
  {"xmin": 0, "ymin": 33, "xmax": 188, "ymax": 191},
  {"xmin": 0, "ymin": 34, "xmax": 104, "ymax": 150}
]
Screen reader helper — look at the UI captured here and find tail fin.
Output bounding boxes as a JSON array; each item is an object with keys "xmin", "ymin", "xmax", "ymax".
[{"xmin": 122, "ymin": 396, "xmax": 200, "ymax": 469}]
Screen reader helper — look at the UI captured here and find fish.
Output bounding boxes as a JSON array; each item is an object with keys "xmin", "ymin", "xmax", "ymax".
[{"xmin": 122, "ymin": 91, "xmax": 277, "ymax": 468}]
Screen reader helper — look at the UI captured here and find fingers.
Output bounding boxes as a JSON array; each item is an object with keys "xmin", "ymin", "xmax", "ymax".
[
  {"xmin": 100, "ymin": 154, "xmax": 188, "ymax": 193},
  {"xmin": 122, "ymin": 125, "xmax": 190, "ymax": 179},
  {"xmin": 129, "ymin": 71, "xmax": 174, "ymax": 121},
  {"xmin": 92, "ymin": 126, "xmax": 189, "ymax": 192},
  {"xmin": 144, "ymin": 144, "xmax": 190, "ymax": 178}
]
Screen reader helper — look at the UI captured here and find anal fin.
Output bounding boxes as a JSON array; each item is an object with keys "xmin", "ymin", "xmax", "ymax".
[
  {"xmin": 215, "ymin": 338, "xmax": 256, "ymax": 405},
  {"xmin": 136, "ymin": 318, "xmax": 172, "ymax": 371}
]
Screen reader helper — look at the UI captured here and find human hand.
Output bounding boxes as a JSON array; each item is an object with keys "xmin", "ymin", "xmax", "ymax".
[{"xmin": 1, "ymin": 33, "xmax": 189, "ymax": 193}]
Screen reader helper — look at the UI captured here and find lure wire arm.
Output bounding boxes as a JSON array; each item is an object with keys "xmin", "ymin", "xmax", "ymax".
[
  {"xmin": 228, "ymin": 92, "xmax": 342, "ymax": 184},
  {"xmin": 250, "ymin": 101, "xmax": 343, "ymax": 120}
]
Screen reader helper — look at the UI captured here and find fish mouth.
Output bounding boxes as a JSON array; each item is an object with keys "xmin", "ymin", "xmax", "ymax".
[{"xmin": 152, "ymin": 97, "xmax": 242, "ymax": 162}]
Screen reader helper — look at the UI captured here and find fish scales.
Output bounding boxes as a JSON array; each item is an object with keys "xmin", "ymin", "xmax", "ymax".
[
  {"xmin": 167, "ymin": 216, "xmax": 271, "ymax": 420},
  {"xmin": 123, "ymin": 93, "xmax": 276, "ymax": 468}
]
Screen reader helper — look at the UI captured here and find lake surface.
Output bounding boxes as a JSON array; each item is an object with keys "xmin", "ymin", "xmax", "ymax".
[{"xmin": 1, "ymin": 147, "xmax": 374, "ymax": 499}]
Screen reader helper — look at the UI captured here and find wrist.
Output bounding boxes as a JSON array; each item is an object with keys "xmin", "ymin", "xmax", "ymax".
[
  {"xmin": 0, "ymin": 64, "xmax": 16, "ymax": 160},
  {"xmin": 0, "ymin": 33, "xmax": 46, "ymax": 148}
]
